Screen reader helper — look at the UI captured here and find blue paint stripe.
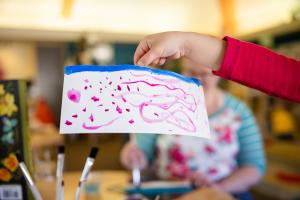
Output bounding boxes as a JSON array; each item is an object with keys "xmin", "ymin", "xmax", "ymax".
[{"xmin": 64, "ymin": 65, "xmax": 201, "ymax": 86}]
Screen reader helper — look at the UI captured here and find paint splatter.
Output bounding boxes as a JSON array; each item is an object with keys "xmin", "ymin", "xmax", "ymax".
[
  {"xmin": 117, "ymin": 85, "xmax": 122, "ymax": 91},
  {"xmin": 72, "ymin": 114, "xmax": 78, "ymax": 118},
  {"xmin": 89, "ymin": 114, "xmax": 94, "ymax": 122},
  {"xmin": 154, "ymin": 113, "xmax": 159, "ymax": 116},
  {"xmin": 122, "ymin": 97, "xmax": 127, "ymax": 102},
  {"xmin": 129, "ymin": 119, "xmax": 134, "ymax": 124},
  {"xmin": 109, "ymin": 81, "xmax": 112, "ymax": 85},
  {"xmin": 127, "ymin": 85, "xmax": 130, "ymax": 91},
  {"xmin": 67, "ymin": 89, "xmax": 81, "ymax": 103},
  {"xmin": 98, "ymin": 104, "xmax": 103, "ymax": 107},
  {"xmin": 82, "ymin": 107, "xmax": 86, "ymax": 112},
  {"xmin": 105, "ymin": 109, "xmax": 109, "ymax": 112},
  {"xmin": 91, "ymin": 96, "xmax": 100, "ymax": 102},
  {"xmin": 65, "ymin": 120, "xmax": 72, "ymax": 125},
  {"xmin": 112, "ymin": 102, "xmax": 116, "ymax": 105},
  {"xmin": 116, "ymin": 105, "xmax": 122, "ymax": 114},
  {"xmin": 126, "ymin": 108, "xmax": 130, "ymax": 112},
  {"xmin": 84, "ymin": 86, "xmax": 88, "ymax": 90}
]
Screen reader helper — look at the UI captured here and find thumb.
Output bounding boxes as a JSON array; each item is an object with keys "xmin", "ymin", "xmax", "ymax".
[{"xmin": 137, "ymin": 49, "xmax": 160, "ymax": 66}]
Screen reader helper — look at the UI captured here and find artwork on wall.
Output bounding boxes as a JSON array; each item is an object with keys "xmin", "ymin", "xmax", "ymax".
[
  {"xmin": 60, "ymin": 65, "xmax": 210, "ymax": 138},
  {"xmin": 0, "ymin": 80, "xmax": 31, "ymax": 199}
]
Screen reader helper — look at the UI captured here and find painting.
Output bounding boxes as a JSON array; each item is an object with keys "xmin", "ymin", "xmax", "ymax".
[{"xmin": 60, "ymin": 65, "xmax": 210, "ymax": 138}]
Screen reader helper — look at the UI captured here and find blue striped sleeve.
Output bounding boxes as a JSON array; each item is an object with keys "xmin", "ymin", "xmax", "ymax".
[
  {"xmin": 135, "ymin": 134, "xmax": 158, "ymax": 161},
  {"xmin": 227, "ymin": 95, "xmax": 266, "ymax": 175}
]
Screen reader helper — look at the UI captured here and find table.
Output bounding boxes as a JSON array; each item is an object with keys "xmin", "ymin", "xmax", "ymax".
[
  {"xmin": 37, "ymin": 171, "xmax": 129, "ymax": 200},
  {"xmin": 37, "ymin": 171, "xmax": 233, "ymax": 200}
]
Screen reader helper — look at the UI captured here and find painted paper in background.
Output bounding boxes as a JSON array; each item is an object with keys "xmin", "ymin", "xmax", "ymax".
[{"xmin": 60, "ymin": 65, "xmax": 210, "ymax": 138}]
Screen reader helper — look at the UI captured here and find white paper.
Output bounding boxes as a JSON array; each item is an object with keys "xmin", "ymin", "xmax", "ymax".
[{"xmin": 60, "ymin": 65, "xmax": 210, "ymax": 138}]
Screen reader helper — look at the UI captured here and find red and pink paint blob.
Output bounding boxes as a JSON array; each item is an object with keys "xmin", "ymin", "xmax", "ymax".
[{"xmin": 67, "ymin": 89, "xmax": 81, "ymax": 103}]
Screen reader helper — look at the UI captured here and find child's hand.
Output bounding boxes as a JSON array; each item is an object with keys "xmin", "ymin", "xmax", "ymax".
[
  {"xmin": 134, "ymin": 31, "xmax": 225, "ymax": 71},
  {"xmin": 120, "ymin": 142, "xmax": 148, "ymax": 170},
  {"xmin": 190, "ymin": 171, "xmax": 213, "ymax": 188},
  {"xmin": 134, "ymin": 31, "xmax": 187, "ymax": 67}
]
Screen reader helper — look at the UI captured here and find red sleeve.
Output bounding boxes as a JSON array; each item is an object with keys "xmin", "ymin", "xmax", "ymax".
[{"xmin": 213, "ymin": 36, "xmax": 300, "ymax": 103}]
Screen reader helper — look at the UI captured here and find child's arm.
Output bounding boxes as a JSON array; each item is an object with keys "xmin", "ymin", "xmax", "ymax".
[
  {"xmin": 134, "ymin": 32, "xmax": 300, "ymax": 102},
  {"xmin": 216, "ymin": 97, "xmax": 265, "ymax": 193},
  {"xmin": 120, "ymin": 134, "xmax": 157, "ymax": 170},
  {"xmin": 190, "ymin": 166, "xmax": 261, "ymax": 193},
  {"xmin": 216, "ymin": 166, "xmax": 261, "ymax": 193},
  {"xmin": 120, "ymin": 142, "xmax": 148, "ymax": 170},
  {"xmin": 213, "ymin": 36, "xmax": 300, "ymax": 103}
]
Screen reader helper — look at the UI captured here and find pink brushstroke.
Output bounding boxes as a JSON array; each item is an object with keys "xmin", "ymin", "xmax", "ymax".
[
  {"xmin": 82, "ymin": 117, "xmax": 120, "ymax": 130},
  {"xmin": 130, "ymin": 71, "xmax": 181, "ymax": 85},
  {"xmin": 122, "ymin": 80, "xmax": 188, "ymax": 96},
  {"xmin": 129, "ymin": 119, "xmax": 134, "ymax": 124},
  {"xmin": 72, "ymin": 114, "xmax": 78, "ymax": 118},
  {"xmin": 82, "ymin": 107, "xmax": 86, "ymax": 112}
]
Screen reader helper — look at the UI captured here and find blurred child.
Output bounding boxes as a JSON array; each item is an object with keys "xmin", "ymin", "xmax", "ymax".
[{"xmin": 121, "ymin": 59, "xmax": 266, "ymax": 200}]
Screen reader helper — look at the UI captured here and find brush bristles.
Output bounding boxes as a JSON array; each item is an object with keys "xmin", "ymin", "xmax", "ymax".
[
  {"xmin": 89, "ymin": 147, "xmax": 99, "ymax": 159},
  {"xmin": 15, "ymin": 153, "xmax": 23, "ymax": 162},
  {"xmin": 58, "ymin": 145, "xmax": 65, "ymax": 154}
]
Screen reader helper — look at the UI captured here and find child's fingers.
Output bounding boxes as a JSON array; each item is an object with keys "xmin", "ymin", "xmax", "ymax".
[
  {"xmin": 158, "ymin": 58, "xmax": 167, "ymax": 66},
  {"xmin": 134, "ymin": 41, "xmax": 150, "ymax": 65},
  {"xmin": 151, "ymin": 58, "xmax": 167, "ymax": 66},
  {"xmin": 137, "ymin": 49, "xmax": 160, "ymax": 66},
  {"xmin": 150, "ymin": 58, "xmax": 161, "ymax": 66}
]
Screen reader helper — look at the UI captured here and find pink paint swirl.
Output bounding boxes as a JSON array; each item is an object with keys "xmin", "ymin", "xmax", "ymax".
[
  {"xmin": 114, "ymin": 78, "xmax": 199, "ymax": 132},
  {"xmin": 67, "ymin": 89, "xmax": 81, "ymax": 103}
]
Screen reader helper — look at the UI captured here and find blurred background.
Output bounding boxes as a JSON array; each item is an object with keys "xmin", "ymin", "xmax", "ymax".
[{"xmin": 0, "ymin": 0, "xmax": 300, "ymax": 199}]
